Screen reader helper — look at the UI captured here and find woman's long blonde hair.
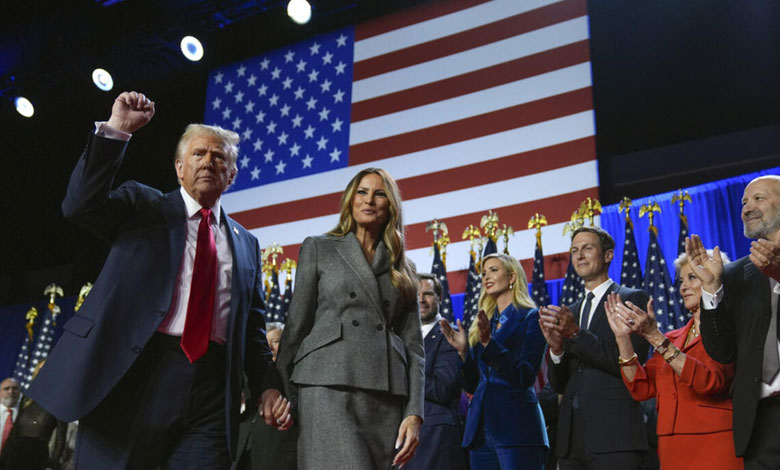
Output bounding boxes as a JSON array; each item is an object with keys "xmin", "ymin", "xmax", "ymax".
[
  {"xmin": 469, "ymin": 253, "xmax": 536, "ymax": 346},
  {"xmin": 327, "ymin": 168, "xmax": 417, "ymax": 302}
]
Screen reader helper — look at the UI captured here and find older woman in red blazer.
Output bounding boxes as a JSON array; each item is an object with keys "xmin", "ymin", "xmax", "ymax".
[{"xmin": 604, "ymin": 251, "xmax": 742, "ymax": 470}]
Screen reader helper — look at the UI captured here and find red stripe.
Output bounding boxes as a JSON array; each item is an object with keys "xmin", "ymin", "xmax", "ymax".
[
  {"xmin": 349, "ymin": 87, "xmax": 594, "ymax": 165},
  {"xmin": 268, "ymin": 188, "xmax": 597, "ymax": 267},
  {"xmin": 354, "ymin": 0, "xmax": 587, "ymax": 81},
  {"xmin": 352, "ymin": 40, "xmax": 591, "ymax": 122},
  {"xmin": 403, "ymin": 188, "xmax": 598, "ymax": 250},
  {"xmin": 354, "ymin": 0, "xmax": 492, "ymax": 41},
  {"xmin": 228, "ymin": 136, "xmax": 595, "ymax": 230}
]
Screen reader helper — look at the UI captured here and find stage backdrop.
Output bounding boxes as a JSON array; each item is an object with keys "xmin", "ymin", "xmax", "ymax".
[{"xmin": 207, "ymin": 0, "xmax": 600, "ymax": 293}]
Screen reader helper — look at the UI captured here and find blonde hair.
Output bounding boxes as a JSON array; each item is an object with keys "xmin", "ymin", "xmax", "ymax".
[
  {"xmin": 327, "ymin": 168, "xmax": 417, "ymax": 302},
  {"xmin": 175, "ymin": 123, "xmax": 240, "ymax": 176},
  {"xmin": 469, "ymin": 253, "xmax": 536, "ymax": 346}
]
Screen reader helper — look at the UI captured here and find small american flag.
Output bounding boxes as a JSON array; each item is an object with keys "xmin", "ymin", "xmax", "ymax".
[
  {"xmin": 560, "ymin": 254, "xmax": 584, "ymax": 307},
  {"xmin": 620, "ymin": 218, "xmax": 643, "ymax": 289},
  {"xmin": 430, "ymin": 243, "xmax": 454, "ymax": 323},
  {"xmin": 643, "ymin": 229, "xmax": 685, "ymax": 331},
  {"xmin": 531, "ymin": 237, "xmax": 551, "ymax": 307}
]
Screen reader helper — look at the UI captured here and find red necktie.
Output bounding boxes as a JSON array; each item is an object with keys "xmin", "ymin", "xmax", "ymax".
[
  {"xmin": 1, "ymin": 408, "xmax": 12, "ymax": 452},
  {"xmin": 180, "ymin": 208, "xmax": 218, "ymax": 363}
]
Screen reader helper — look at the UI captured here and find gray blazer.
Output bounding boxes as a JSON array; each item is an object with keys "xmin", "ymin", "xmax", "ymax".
[{"xmin": 276, "ymin": 232, "xmax": 424, "ymax": 419}]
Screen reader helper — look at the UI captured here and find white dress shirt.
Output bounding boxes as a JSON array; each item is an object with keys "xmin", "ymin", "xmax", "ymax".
[
  {"xmin": 421, "ymin": 314, "xmax": 442, "ymax": 339},
  {"xmin": 0, "ymin": 403, "xmax": 19, "ymax": 441},
  {"xmin": 157, "ymin": 187, "xmax": 234, "ymax": 344}
]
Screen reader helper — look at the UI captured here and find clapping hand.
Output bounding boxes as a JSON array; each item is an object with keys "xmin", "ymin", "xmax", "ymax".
[
  {"xmin": 685, "ymin": 235, "xmax": 724, "ymax": 293},
  {"xmin": 440, "ymin": 318, "xmax": 468, "ymax": 361}
]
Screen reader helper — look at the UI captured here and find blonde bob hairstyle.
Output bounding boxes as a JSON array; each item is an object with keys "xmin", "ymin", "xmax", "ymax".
[
  {"xmin": 469, "ymin": 253, "xmax": 536, "ymax": 346},
  {"xmin": 327, "ymin": 167, "xmax": 417, "ymax": 302}
]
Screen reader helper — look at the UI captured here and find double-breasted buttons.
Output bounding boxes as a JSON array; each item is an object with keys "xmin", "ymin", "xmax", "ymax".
[
  {"xmin": 349, "ymin": 292, "xmax": 357, "ymax": 299},
  {"xmin": 376, "ymin": 325, "xmax": 384, "ymax": 331},
  {"xmin": 352, "ymin": 319, "xmax": 360, "ymax": 327},
  {"xmin": 383, "ymin": 299, "xmax": 390, "ymax": 307}
]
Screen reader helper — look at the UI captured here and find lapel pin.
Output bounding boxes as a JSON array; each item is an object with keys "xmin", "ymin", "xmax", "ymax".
[{"xmin": 233, "ymin": 226, "xmax": 239, "ymax": 235}]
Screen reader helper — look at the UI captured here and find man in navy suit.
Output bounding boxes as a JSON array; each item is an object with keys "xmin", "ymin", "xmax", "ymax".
[
  {"xmin": 26, "ymin": 91, "xmax": 290, "ymax": 470},
  {"xmin": 539, "ymin": 226, "xmax": 650, "ymax": 469},
  {"xmin": 405, "ymin": 273, "xmax": 466, "ymax": 470}
]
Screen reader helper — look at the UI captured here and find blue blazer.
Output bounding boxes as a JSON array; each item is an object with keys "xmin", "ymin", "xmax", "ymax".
[
  {"xmin": 25, "ymin": 133, "xmax": 278, "ymax": 458},
  {"xmin": 462, "ymin": 304, "xmax": 548, "ymax": 449}
]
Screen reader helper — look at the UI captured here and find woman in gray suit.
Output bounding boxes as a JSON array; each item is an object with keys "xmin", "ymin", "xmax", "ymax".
[{"xmin": 276, "ymin": 168, "xmax": 424, "ymax": 470}]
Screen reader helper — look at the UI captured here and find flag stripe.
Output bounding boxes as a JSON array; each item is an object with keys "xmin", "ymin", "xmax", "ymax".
[
  {"xmin": 354, "ymin": 0, "xmax": 563, "ymax": 60},
  {"xmin": 349, "ymin": 86, "xmax": 593, "ymax": 164},
  {"xmin": 352, "ymin": 40, "xmax": 590, "ymax": 122},
  {"xmin": 246, "ymin": 160, "xmax": 597, "ymax": 247},
  {"xmin": 354, "ymin": 0, "xmax": 493, "ymax": 41},
  {"xmin": 230, "ymin": 136, "xmax": 595, "ymax": 229},
  {"xmin": 352, "ymin": 16, "xmax": 589, "ymax": 103},
  {"xmin": 223, "ymin": 111, "xmax": 595, "ymax": 214},
  {"xmin": 353, "ymin": 0, "xmax": 586, "ymax": 81}
]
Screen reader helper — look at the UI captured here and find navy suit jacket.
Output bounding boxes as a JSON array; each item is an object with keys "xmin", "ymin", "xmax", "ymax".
[
  {"xmin": 407, "ymin": 321, "xmax": 465, "ymax": 470},
  {"xmin": 462, "ymin": 304, "xmax": 549, "ymax": 449},
  {"xmin": 699, "ymin": 256, "xmax": 771, "ymax": 456},
  {"xmin": 26, "ymin": 133, "xmax": 279, "ymax": 458},
  {"xmin": 547, "ymin": 282, "xmax": 650, "ymax": 457}
]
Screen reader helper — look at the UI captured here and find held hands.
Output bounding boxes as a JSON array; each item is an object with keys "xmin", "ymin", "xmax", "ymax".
[
  {"xmin": 538, "ymin": 304, "xmax": 577, "ymax": 355},
  {"xmin": 685, "ymin": 235, "xmax": 724, "ymax": 293},
  {"xmin": 392, "ymin": 415, "xmax": 422, "ymax": 468},
  {"xmin": 750, "ymin": 238, "xmax": 780, "ymax": 282},
  {"xmin": 259, "ymin": 388, "xmax": 293, "ymax": 431},
  {"xmin": 106, "ymin": 91, "xmax": 155, "ymax": 134},
  {"xmin": 439, "ymin": 318, "xmax": 468, "ymax": 361},
  {"xmin": 605, "ymin": 293, "xmax": 659, "ymax": 341}
]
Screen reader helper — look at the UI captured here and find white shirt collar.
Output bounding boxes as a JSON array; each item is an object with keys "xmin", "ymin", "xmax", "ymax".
[
  {"xmin": 421, "ymin": 313, "xmax": 442, "ymax": 339},
  {"xmin": 586, "ymin": 278, "xmax": 614, "ymax": 301},
  {"xmin": 180, "ymin": 186, "xmax": 222, "ymax": 222}
]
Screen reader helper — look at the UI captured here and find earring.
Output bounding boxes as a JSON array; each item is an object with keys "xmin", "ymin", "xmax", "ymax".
[{"xmin": 509, "ymin": 283, "xmax": 514, "ymax": 290}]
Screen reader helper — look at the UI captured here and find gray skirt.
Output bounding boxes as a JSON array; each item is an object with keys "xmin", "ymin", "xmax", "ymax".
[{"xmin": 298, "ymin": 385, "xmax": 404, "ymax": 470}]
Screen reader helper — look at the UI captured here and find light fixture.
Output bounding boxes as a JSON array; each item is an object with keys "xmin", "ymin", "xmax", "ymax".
[
  {"xmin": 92, "ymin": 68, "xmax": 114, "ymax": 91},
  {"xmin": 287, "ymin": 0, "xmax": 312, "ymax": 24},
  {"xmin": 180, "ymin": 36, "xmax": 204, "ymax": 62},
  {"xmin": 15, "ymin": 96, "xmax": 34, "ymax": 118}
]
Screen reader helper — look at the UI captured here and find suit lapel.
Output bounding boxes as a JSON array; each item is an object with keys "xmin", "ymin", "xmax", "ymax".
[
  {"xmin": 743, "ymin": 259, "xmax": 772, "ymax": 333},
  {"xmin": 224, "ymin": 211, "xmax": 248, "ymax": 346},
  {"xmin": 335, "ymin": 233, "xmax": 384, "ymax": 318},
  {"xmin": 161, "ymin": 189, "xmax": 187, "ymax": 282}
]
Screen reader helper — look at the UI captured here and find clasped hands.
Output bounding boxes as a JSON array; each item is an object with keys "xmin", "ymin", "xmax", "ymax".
[
  {"xmin": 259, "ymin": 388, "xmax": 293, "ymax": 431},
  {"xmin": 439, "ymin": 310, "xmax": 492, "ymax": 362},
  {"xmin": 538, "ymin": 305, "xmax": 578, "ymax": 356}
]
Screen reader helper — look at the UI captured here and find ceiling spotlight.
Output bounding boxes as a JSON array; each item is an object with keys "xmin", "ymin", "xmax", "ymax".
[
  {"xmin": 15, "ymin": 96, "xmax": 34, "ymax": 118},
  {"xmin": 180, "ymin": 36, "xmax": 204, "ymax": 62},
  {"xmin": 92, "ymin": 68, "xmax": 114, "ymax": 91},
  {"xmin": 287, "ymin": 0, "xmax": 312, "ymax": 24}
]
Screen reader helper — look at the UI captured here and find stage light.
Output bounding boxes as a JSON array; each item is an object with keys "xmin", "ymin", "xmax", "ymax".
[
  {"xmin": 15, "ymin": 96, "xmax": 34, "ymax": 118},
  {"xmin": 92, "ymin": 68, "xmax": 114, "ymax": 91},
  {"xmin": 287, "ymin": 0, "xmax": 312, "ymax": 24},
  {"xmin": 180, "ymin": 36, "xmax": 204, "ymax": 62}
]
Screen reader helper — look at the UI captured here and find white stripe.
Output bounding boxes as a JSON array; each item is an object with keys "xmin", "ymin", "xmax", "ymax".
[
  {"xmin": 223, "ymin": 110, "xmax": 595, "ymax": 213},
  {"xmin": 247, "ymin": 161, "xmax": 597, "ymax": 247},
  {"xmin": 406, "ymin": 221, "xmax": 580, "ymax": 273},
  {"xmin": 350, "ymin": 63, "xmax": 592, "ymax": 145},
  {"xmin": 354, "ymin": 0, "xmax": 564, "ymax": 61},
  {"xmin": 352, "ymin": 17, "xmax": 589, "ymax": 102}
]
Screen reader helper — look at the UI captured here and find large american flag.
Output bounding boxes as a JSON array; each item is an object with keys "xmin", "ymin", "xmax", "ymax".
[{"xmin": 206, "ymin": 0, "xmax": 598, "ymax": 292}]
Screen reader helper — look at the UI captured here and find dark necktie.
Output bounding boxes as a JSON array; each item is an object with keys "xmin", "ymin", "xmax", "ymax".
[
  {"xmin": 580, "ymin": 292, "xmax": 595, "ymax": 331},
  {"xmin": 1, "ymin": 408, "xmax": 12, "ymax": 452},
  {"xmin": 180, "ymin": 208, "xmax": 218, "ymax": 363}
]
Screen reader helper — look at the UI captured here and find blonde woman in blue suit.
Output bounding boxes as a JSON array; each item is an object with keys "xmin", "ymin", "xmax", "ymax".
[
  {"xmin": 276, "ymin": 168, "xmax": 424, "ymax": 470},
  {"xmin": 441, "ymin": 253, "xmax": 548, "ymax": 469}
]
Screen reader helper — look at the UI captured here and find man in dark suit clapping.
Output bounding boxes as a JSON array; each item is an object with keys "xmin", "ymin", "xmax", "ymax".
[{"xmin": 539, "ymin": 226, "xmax": 650, "ymax": 469}]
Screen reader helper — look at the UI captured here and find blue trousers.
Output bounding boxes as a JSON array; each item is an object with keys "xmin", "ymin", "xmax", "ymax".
[
  {"xmin": 75, "ymin": 334, "xmax": 230, "ymax": 470},
  {"xmin": 469, "ymin": 427, "xmax": 546, "ymax": 470}
]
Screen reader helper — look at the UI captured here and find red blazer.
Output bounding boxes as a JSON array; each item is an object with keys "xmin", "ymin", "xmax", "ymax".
[{"xmin": 622, "ymin": 320, "xmax": 736, "ymax": 436}]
